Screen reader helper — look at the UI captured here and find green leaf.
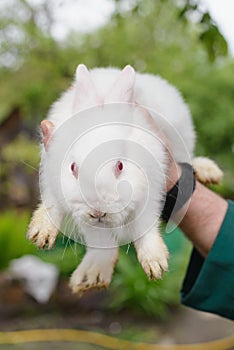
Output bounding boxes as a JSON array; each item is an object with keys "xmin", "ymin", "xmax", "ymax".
[
  {"xmin": 200, "ymin": 12, "xmax": 211, "ymax": 24},
  {"xmin": 199, "ymin": 25, "xmax": 228, "ymax": 62}
]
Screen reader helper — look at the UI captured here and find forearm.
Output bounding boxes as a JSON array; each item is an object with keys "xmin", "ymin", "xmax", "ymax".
[
  {"xmin": 166, "ymin": 160, "xmax": 228, "ymax": 258},
  {"xmin": 179, "ymin": 181, "xmax": 228, "ymax": 257}
]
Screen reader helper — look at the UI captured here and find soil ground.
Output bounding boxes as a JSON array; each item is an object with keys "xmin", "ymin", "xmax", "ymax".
[{"xmin": 0, "ymin": 277, "xmax": 233, "ymax": 349}]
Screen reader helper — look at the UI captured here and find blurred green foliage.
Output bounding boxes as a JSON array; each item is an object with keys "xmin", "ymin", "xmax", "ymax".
[
  {"xmin": 2, "ymin": 134, "xmax": 40, "ymax": 167},
  {"xmin": 178, "ymin": 0, "xmax": 228, "ymax": 62},
  {"xmin": 0, "ymin": 134, "xmax": 40, "ymax": 208},
  {"xmin": 0, "ymin": 211, "xmax": 35, "ymax": 269}
]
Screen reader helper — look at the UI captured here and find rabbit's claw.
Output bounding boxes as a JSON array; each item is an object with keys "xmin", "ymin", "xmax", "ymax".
[
  {"xmin": 27, "ymin": 206, "xmax": 58, "ymax": 249},
  {"xmin": 69, "ymin": 250, "xmax": 118, "ymax": 295}
]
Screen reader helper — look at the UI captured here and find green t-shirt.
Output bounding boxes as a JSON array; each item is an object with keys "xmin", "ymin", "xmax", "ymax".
[{"xmin": 181, "ymin": 200, "xmax": 234, "ymax": 320}]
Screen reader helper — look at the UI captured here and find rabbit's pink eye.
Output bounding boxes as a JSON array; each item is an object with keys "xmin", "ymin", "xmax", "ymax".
[
  {"xmin": 70, "ymin": 162, "xmax": 78, "ymax": 178},
  {"xmin": 114, "ymin": 160, "xmax": 123, "ymax": 177},
  {"xmin": 117, "ymin": 161, "xmax": 123, "ymax": 171}
]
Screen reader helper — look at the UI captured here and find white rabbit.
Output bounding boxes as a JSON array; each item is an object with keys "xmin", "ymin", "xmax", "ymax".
[{"xmin": 27, "ymin": 64, "xmax": 223, "ymax": 294}]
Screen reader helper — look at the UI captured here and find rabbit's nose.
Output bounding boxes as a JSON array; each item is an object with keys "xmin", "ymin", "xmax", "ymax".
[{"xmin": 89, "ymin": 210, "xmax": 107, "ymax": 219}]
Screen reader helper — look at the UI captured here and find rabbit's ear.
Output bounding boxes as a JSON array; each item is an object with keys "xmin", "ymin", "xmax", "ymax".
[
  {"xmin": 73, "ymin": 64, "xmax": 99, "ymax": 112},
  {"xmin": 105, "ymin": 65, "xmax": 135, "ymax": 103},
  {"xmin": 41, "ymin": 120, "xmax": 54, "ymax": 150}
]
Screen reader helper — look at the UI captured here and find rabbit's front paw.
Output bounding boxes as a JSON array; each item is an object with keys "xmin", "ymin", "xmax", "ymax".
[
  {"xmin": 136, "ymin": 234, "xmax": 169, "ymax": 279},
  {"xmin": 27, "ymin": 206, "xmax": 58, "ymax": 249},
  {"xmin": 192, "ymin": 157, "xmax": 223, "ymax": 185},
  {"xmin": 69, "ymin": 251, "xmax": 117, "ymax": 295}
]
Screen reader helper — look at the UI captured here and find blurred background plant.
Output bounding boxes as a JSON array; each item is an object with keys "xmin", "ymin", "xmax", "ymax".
[{"xmin": 0, "ymin": 0, "xmax": 233, "ymax": 323}]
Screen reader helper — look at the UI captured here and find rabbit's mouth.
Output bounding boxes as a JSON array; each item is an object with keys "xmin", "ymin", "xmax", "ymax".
[
  {"xmin": 72, "ymin": 206, "xmax": 130, "ymax": 229},
  {"xmin": 85, "ymin": 211, "xmax": 125, "ymax": 229},
  {"xmin": 88, "ymin": 217, "xmax": 107, "ymax": 225}
]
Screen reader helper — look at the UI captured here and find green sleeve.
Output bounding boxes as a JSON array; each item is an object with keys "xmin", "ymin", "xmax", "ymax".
[{"xmin": 181, "ymin": 200, "xmax": 234, "ymax": 320}]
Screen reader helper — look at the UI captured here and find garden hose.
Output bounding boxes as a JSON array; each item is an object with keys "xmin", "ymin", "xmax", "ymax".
[{"xmin": 0, "ymin": 329, "xmax": 233, "ymax": 349}]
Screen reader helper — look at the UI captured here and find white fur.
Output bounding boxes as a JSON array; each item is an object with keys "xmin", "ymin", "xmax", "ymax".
[
  {"xmin": 28, "ymin": 65, "xmax": 196, "ymax": 293},
  {"xmin": 49, "ymin": 67, "xmax": 195, "ymax": 160}
]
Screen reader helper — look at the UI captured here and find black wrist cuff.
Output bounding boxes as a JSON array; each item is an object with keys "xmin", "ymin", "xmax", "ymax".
[{"xmin": 161, "ymin": 162, "xmax": 196, "ymax": 223}]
